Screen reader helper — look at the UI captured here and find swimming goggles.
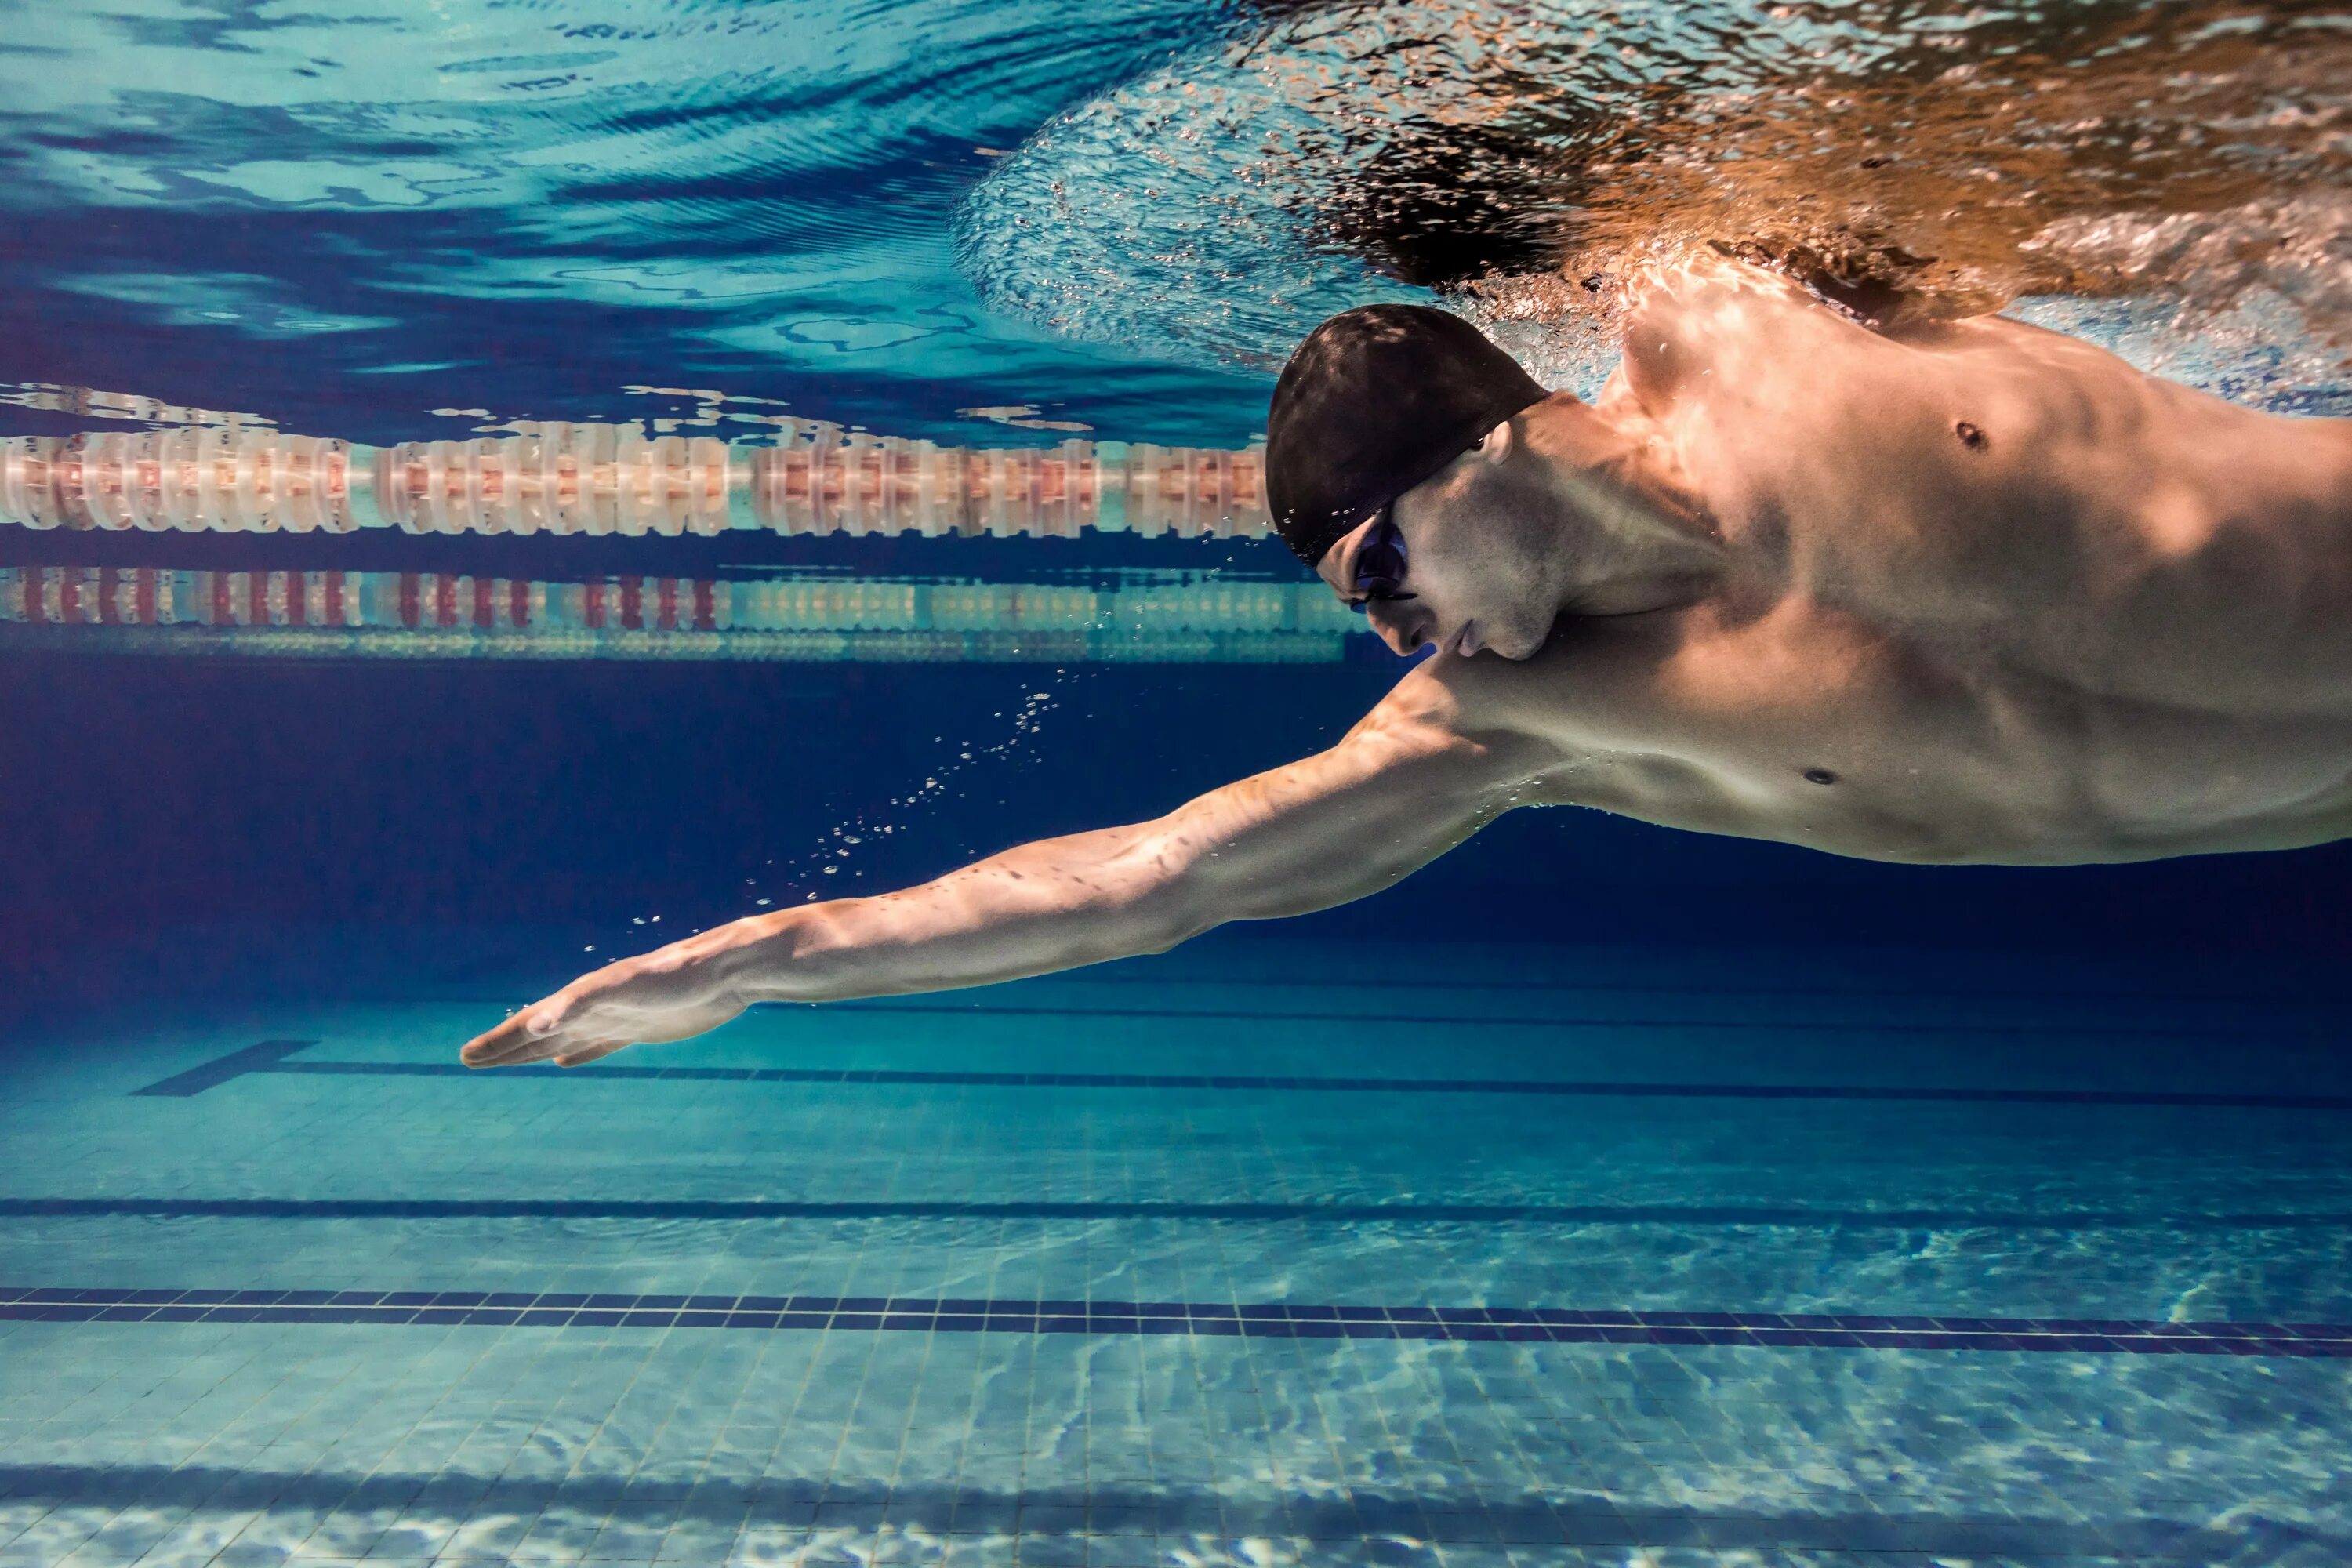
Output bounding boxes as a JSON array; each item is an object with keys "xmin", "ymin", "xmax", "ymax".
[{"xmin": 1345, "ymin": 514, "xmax": 1414, "ymax": 613}]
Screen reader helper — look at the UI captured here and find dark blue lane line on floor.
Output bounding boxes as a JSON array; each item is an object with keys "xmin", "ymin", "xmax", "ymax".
[
  {"xmin": 129, "ymin": 1042, "xmax": 2352, "ymax": 1109},
  {"xmin": 426, "ymin": 995, "xmax": 2337, "ymax": 1040},
  {"xmin": 1069, "ymin": 968, "xmax": 2343, "ymax": 1011},
  {"xmin": 2, "ymin": 1284, "xmax": 2343, "ymax": 1356},
  {"xmin": 808, "ymin": 1000, "xmax": 2337, "ymax": 1042},
  {"xmin": 7, "ymin": 1196, "xmax": 2350, "ymax": 1229},
  {"xmin": 127, "ymin": 1040, "xmax": 315, "ymax": 1097}
]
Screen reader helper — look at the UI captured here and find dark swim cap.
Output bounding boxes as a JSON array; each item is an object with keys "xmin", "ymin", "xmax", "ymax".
[{"xmin": 1265, "ymin": 304, "xmax": 1550, "ymax": 565}]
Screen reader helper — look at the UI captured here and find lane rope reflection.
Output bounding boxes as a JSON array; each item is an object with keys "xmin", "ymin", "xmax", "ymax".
[{"xmin": 0, "ymin": 564, "xmax": 1357, "ymax": 662}]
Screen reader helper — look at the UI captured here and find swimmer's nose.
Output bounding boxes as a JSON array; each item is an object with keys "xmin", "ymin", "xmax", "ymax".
[{"xmin": 1369, "ymin": 600, "xmax": 1433, "ymax": 655}]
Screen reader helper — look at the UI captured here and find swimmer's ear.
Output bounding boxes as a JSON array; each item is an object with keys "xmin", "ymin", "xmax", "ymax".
[{"xmin": 1477, "ymin": 418, "xmax": 1515, "ymax": 464}]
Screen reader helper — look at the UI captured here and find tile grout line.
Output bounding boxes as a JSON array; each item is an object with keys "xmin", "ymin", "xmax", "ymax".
[{"xmin": 0, "ymin": 1287, "xmax": 2344, "ymax": 1356}]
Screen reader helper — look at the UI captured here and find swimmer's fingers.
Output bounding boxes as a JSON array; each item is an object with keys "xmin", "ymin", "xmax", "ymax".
[
  {"xmin": 550, "ymin": 1040, "xmax": 631, "ymax": 1069},
  {"xmin": 459, "ymin": 944, "xmax": 747, "ymax": 1069},
  {"xmin": 461, "ymin": 1017, "xmax": 629, "ymax": 1070},
  {"xmin": 459, "ymin": 984, "xmax": 596, "ymax": 1068}
]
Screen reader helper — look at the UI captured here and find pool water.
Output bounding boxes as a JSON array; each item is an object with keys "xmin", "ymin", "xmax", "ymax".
[
  {"xmin": 5, "ymin": 1, "xmax": 2352, "ymax": 1566},
  {"xmin": 5, "ymin": 933, "xmax": 2350, "ymax": 1567},
  {"xmin": 2, "ymin": 0, "xmax": 2347, "ymax": 437},
  {"xmin": 4, "ymin": 931, "xmax": 2352, "ymax": 1568}
]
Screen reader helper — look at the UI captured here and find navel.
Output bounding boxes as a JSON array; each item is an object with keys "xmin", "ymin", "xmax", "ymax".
[
  {"xmin": 1954, "ymin": 419, "xmax": 1987, "ymax": 452},
  {"xmin": 1802, "ymin": 768, "xmax": 1838, "ymax": 786}
]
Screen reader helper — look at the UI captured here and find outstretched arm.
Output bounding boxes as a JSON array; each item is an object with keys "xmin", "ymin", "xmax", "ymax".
[{"xmin": 460, "ymin": 666, "xmax": 1549, "ymax": 1068}]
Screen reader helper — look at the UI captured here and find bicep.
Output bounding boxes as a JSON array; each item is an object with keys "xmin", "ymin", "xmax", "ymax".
[{"xmin": 1132, "ymin": 667, "xmax": 1548, "ymax": 924}]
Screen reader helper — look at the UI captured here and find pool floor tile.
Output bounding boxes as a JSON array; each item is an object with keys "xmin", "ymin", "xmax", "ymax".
[{"xmin": 4, "ymin": 947, "xmax": 2350, "ymax": 1564}]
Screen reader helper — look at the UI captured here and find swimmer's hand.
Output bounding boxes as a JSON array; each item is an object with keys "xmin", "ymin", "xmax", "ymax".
[{"xmin": 460, "ymin": 928, "xmax": 753, "ymax": 1069}]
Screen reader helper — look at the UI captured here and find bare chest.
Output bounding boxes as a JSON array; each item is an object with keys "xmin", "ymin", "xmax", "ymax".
[
  {"xmin": 1515, "ymin": 604, "xmax": 2352, "ymax": 865},
  {"xmin": 1632, "ymin": 299, "xmax": 2352, "ymax": 716},
  {"xmin": 1519, "ymin": 263, "xmax": 2352, "ymax": 860}
]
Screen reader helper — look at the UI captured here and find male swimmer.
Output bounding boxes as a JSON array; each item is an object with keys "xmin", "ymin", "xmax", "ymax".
[{"xmin": 462, "ymin": 253, "xmax": 2352, "ymax": 1069}]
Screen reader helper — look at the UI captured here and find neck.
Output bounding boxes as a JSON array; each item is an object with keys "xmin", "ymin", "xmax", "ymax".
[{"xmin": 1524, "ymin": 399, "xmax": 1724, "ymax": 616}]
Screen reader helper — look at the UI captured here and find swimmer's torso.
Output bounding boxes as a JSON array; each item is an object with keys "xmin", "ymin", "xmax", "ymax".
[{"xmin": 1449, "ymin": 258, "xmax": 2352, "ymax": 864}]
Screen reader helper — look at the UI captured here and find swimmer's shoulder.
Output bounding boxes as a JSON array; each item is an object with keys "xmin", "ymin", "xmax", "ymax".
[
  {"xmin": 1398, "ymin": 616, "xmax": 1658, "ymax": 754},
  {"xmin": 1613, "ymin": 251, "xmax": 1853, "ymax": 415},
  {"xmin": 1363, "ymin": 643, "xmax": 1561, "ymax": 762},
  {"xmin": 1392, "ymin": 620, "xmax": 1720, "ymax": 815}
]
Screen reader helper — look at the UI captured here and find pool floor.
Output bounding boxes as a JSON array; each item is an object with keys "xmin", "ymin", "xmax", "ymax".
[{"xmin": 2, "ymin": 935, "xmax": 2347, "ymax": 1566}]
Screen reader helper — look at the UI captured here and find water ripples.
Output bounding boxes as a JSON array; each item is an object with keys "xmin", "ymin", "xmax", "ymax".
[
  {"xmin": 960, "ymin": 0, "xmax": 2352, "ymax": 411},
  {"xmin": 0, "ymin": 0, "xmax": 1279, "ymax": 443},
  {"xmin": 1, "ymin": 0, "xmax": 2344, "ymax": 443}
]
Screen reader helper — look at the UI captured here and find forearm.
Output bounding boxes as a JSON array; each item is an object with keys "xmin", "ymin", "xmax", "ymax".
[
  {"xmin": 458, "ymin": 664, "xmax": 1545, "ymax": 1069},
  {"xmin": 706, "ymin": 711, "xmax": 1515, "ymax": 1005},
  {"xmin": 710, "ymin": 820, "xmax": 1200, "ymax": 1004}
]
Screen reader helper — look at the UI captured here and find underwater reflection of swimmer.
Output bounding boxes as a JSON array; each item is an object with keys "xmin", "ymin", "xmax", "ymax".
[{"xmin": 462, "ymin": 254, "xmax": 2352, "ymax": 1069}]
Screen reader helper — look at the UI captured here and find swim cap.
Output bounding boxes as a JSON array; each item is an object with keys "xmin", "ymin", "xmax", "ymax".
[{"xmin": 1265, "ymin": 304, "xmax": 1550, "ymax": 565}]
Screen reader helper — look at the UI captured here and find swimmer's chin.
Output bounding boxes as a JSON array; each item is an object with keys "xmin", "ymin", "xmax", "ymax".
[
  {"xmin": 1403, "ymin": 619, "xmax": 1539, "ymax": 662},
  {"xmin": 1453, "ymin": 620, "xmax": 1548, "ymax": 662},
  {"xmin": 1434, "ymin": 621, "xmax": 1486, "ymax": 659}
]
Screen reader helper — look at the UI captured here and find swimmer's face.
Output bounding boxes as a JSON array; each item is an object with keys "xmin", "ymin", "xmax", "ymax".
[{"xmin": 1315, "ymin": 417, "xmax": 1563, "ymax": 662}]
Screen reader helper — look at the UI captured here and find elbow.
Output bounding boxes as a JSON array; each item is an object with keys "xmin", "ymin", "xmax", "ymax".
[
  {"xmin": 1108, "ymin": 835, "xmax": 1243, "ymax": 953},
  {"xmin": 1156, "ymin": 851, "xmax": 1336, "ymax": 934},
  {"xmin": 1133, "ymin": 871, "xmax": 1223, "ymax": 953}
]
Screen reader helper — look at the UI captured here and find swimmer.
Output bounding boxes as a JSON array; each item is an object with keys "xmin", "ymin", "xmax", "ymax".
[{"xmin": 461, "ymin": 252, "xmax": 2352, "ymax": 1069}]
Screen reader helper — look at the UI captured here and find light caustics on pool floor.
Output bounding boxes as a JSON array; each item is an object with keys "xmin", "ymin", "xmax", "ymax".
[
  {"xmin": 0, "ymin": 565, "xmax": 1361, "ymax": 662},
  {"xmin": 9, "ymin": 936, "xmax": 2350, "ymax": 1567},
  {"xmin": 0, "ymin": 419, "xmax": 1269, "ymax": 541}
]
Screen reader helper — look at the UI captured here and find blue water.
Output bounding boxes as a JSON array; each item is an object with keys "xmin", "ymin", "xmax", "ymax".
[
  {"xmin": 0, "ymin": 0, "xmax": 1283, "ymax": 448},
  {"xmin": 5, "ymin": 937, "xmax": 2351, "ymax": 1566},
  {"xmin": 5, "ymin": 1, "xmax": 2352, "ymax": 1565}
]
